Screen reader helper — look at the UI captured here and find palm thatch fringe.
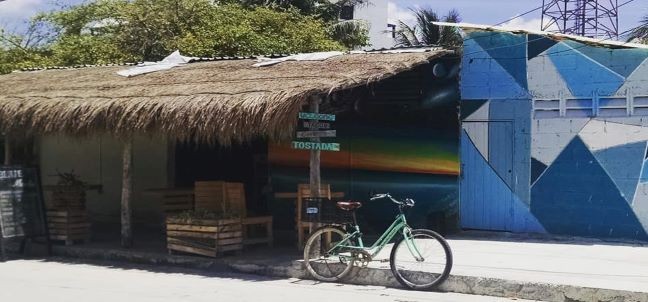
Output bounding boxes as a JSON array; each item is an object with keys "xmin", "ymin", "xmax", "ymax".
[{"xmin": 0, "ymin": 50, "xmax": 450, "ymax": 145}]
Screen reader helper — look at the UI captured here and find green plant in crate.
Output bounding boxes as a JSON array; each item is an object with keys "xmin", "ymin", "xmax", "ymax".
[
  {"xmin": 51, "ymin": 171, "xmax": 87, "ymax": 210},
  {"xmin": 171, "ymin": 208, "xmax": 241, "ymax": 223}
]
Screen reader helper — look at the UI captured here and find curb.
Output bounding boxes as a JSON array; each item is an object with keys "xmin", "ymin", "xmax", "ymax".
[
  {"xmin": 229, "ymin": 261, "xmax": 648, "ymax": 302},
  {"xmin": 51, "ymin": 246, "xmax": 648, "ymax": 302}
]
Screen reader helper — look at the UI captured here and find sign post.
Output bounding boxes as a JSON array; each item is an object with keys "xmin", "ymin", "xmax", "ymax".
[
  {"xmin": 293, "ymin": 97, "xmax": 341, "ymax": 239},
  {"xmin": 308, "ymin": 98, "xmax": 322, "ymax": 200}
]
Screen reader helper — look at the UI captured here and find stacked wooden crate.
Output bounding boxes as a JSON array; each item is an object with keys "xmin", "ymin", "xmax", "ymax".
[
  {"xmin": 194, "ymin": 181, "xmax": 245, "ymax": 215},
  {"xmin": 47, "ymin": 209, "xmax": 91, "ymax": 245},
  {"xmin": 50, "ymin": 188, "xmax": 85, "ymax": 210},
  {"xmin": 162, "ymin": 190, "xmax": 194, "ymax": 215},
  {"xmin": 166, "ymin": 217, "xmax": 243, "ymax": 257},
  {"xmin": 194, "ymin": 181, "xmax": 273, "ymax": 248}
]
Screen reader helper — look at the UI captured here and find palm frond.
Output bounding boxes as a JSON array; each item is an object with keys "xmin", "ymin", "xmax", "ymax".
[
  {"xmin": 394, "ymin": 20, "xmax": 420, "ymax": 47},
  {"xmin": 414, "ymin": 8, "xmax": 440, "ymax": 46},
  {"xmin": 438, "ymin": 10, "xmax": 462, "ymax": 47},
  {"xmin": 629, "ymin": 15, "xmax": 648, "ymax": 43}
]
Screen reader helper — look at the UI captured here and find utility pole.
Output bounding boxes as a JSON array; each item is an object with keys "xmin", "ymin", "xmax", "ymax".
[{"xmin": 541, "ymin": 0, "xmax": 619, "ymax": 39}]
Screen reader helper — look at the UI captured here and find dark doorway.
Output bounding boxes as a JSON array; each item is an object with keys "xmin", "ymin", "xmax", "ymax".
[{"xmin": 174, "ymin": 140, "xmax": 269, "ymax": 216}]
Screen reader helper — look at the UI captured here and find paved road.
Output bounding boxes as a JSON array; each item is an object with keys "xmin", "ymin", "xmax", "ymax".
[{"xmin": 0, "ymin": 259, "xmax": 532, "ymax": 302}]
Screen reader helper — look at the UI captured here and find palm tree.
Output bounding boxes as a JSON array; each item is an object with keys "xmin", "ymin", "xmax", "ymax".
[
  {"xmin": 629, "ymin": 15, "xmax": 648, "ymax": 43},
  {"xmin": 394, "ymin": 8, "xmax": 462, "ymax": 48}
]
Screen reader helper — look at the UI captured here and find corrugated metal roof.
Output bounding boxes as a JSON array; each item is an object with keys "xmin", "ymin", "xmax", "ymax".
[{"xmin": 434, "ymin": 22, "xmax": 648, "ymax": 50}]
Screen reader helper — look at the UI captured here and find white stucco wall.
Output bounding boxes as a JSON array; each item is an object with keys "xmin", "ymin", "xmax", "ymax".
[
  {"xmin": 38, "ymin": 135, "xmax": 168, "ymax": 226},
  {"xmin": 355, "ymin": 0, "xmax": 393, "ymax": 49}
]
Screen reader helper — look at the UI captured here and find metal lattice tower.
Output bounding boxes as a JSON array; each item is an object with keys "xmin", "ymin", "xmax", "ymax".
[{"xmin": 541, "ymin": 0, "xmax": 619, "ymax": 39}]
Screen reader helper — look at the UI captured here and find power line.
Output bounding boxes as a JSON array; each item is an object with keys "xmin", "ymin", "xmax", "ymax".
[
  {"xmin": 493, "ymin": 5, "xmax": 544, "ymax": 27},
  {"xmin": 619, "ymin": 0, "xmax": 637, "ymax": 8}
]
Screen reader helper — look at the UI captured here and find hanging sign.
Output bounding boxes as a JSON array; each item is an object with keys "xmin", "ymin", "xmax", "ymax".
[
  {"xmin": 291, "ymin": 141, "xmax": 340, "ymax": 152},
  {"xmin": 298, "ymin": 112, "xmax": 336, "ymax": 121},
  {"xmin": 296, "ymin": 130, "xmax": 337, "ymax": 139},
  {"xmin": 302, "ymin": 121, "xmax": 331, "ymax": 130}
]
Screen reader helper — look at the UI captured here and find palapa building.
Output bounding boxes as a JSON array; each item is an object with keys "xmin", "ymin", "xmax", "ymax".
[
  {"xmin": 3, "ymin": 23, "xmax": 648, "ymax": 256},
  {"xmin": 0, "ymin": 49, "xmax": 461, "ymax": 251}
]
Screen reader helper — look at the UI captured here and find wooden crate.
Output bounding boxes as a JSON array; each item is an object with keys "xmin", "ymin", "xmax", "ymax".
[
  {"xmin": 166, "ymin": 217, "xmax": 243, "ymax": 257},
  {"xmin": 162, "ymin": 191, "xmax": 194, "ymax": 214},
  {"xmin": 194, "ymin": 181, "xmax": 245, "ymax": 216},
  {"xmin": 50, "ymin": 188, "xmax": 86, "ymax": 210},
  {"xmin": 193, "ymin": 181, "xmax": 273, "ymax": 248},
  {"xmin": 47, "ymin": 209, "xmax": 91, "ymax": 245}
]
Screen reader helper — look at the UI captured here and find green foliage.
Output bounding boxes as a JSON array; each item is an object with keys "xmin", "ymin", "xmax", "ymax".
[
  {"xmin": 50, "ymin": 35, "xmax": 135, "ymax": 66},
  {"xmin": 176, "ymin": 5, "xmax": 344, "ymax": 58},
  {"xmin": 328, "ymin": 20, "xmax": 370, "ymax": 49},
  {"xmin": 0, "ymin": 0, "xmax": 349, "ymax": 74},
  {"xmin": 0, "ymin": 48, "xmax": 52, "ymax": 74},
  {"xmin": 395, "ymin": 8, "xmax": 462, "ymax": 48},
  {"xmin": 224, "ymin": 0, "xmax": 370, "ymax": 48},
  {"xmin": 227, "ymin": 0, "xmax": 366, "ymax": 22}
]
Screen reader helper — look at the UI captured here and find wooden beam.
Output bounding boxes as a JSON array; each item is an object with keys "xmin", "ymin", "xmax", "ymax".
[{"xmin": 121, "ymin": 140, "xmax": 133, "ymax": 248}]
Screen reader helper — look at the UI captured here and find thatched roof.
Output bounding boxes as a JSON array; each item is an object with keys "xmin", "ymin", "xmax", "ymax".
[{"xmin": 0, "ymin": 50, "xmax": 450, "ymax": 144}]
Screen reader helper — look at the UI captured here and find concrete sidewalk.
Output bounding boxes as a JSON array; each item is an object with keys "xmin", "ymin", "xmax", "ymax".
[
  {"xmin": 16, "ymin": 233, "xmax": 648, "ymax": 302},
  {"xmin": 445, "ymin": 235, "xmax": 648, "ymax": 293},
  {"xmin": 231, "ymin": 234, "xmax": 648, "ymax": 302}
]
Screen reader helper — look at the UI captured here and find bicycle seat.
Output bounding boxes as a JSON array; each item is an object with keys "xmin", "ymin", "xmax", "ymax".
[{"xmin": 336, "ymin": 200, "xmax": 362, "ymax": 211}]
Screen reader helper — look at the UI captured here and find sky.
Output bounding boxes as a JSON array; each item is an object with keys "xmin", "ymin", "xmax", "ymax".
[{"xmin": 0, "ymin": 0, "xmax": 646, "ymax": 37}]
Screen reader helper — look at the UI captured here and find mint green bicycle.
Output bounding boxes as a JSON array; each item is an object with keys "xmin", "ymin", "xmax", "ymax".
[{"xmin": 303, "ymin": 193, "xmax": 453, "ymax": 290}]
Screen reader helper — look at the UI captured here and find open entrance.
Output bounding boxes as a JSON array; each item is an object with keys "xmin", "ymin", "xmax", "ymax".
[{"xmin": 174, "ymin": 140, "xmax": 269, "ymax": 217}]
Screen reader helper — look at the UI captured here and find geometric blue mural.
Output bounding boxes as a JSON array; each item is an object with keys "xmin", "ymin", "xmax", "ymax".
[
  {"xmin": 547, "ymin": 42, "xmax": 625, "ymax": 97},
  {"xmin": 461, "ymin": 28, "xmax": 648, "ymax": 241},
  {"xmin": 473, "ymin": 32, "xmax": 528, "ymax": 90},
  {"xmin": 528, "ymin": 34, "xmax": 557, "ymax": 60},
  {"xmin": 641, "ymin": 159, "xmax": 648, "ymax": 183},
  {"xmin": 563, "ymin": 40, "xmax": 648, "ymax": 78},
  {"xmin": 461, "ymin": 132, "xmax": 545, "ymax": 233},
  {"xmin": 531, "ymin": 137, "xmax": 648, "ymax": 240},
  {"xmin": 593, "ymin": 141, "xmax": 645, "ymax": 204},
  {"xmin": 531, "ymin": 157, "xmax": 547, "ymax": 185},
  {"xmin": 461, "ymin": 34, "xmax": 530, "ymax": 100}
]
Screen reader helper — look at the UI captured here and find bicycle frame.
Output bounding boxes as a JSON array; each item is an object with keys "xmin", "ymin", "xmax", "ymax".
[{"xmin": 327, "ymin": 212, "xmax": 423, "ymax": 260}]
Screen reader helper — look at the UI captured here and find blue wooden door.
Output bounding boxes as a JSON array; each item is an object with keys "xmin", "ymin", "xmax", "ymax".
[{"xmin": 460, "ymin": 121, "xmax": 515, "ymax": 231}]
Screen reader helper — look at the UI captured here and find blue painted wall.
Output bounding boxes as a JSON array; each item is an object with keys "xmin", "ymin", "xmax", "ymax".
[{"xmin": 460, "ymin": 30, "xmax": 648, "ymax": 241}]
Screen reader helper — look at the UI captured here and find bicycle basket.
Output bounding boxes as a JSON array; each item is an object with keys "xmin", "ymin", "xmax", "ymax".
[{"xmin": 302, "ymin": 198, "xmax": 354, "ymax": 224}]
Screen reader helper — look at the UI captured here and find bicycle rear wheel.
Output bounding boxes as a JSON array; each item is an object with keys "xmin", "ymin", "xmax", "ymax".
[
  {"xmin": 303, "ymin": 226, "xmax": 354, "ymax": 282},
  {"xmin": 390, "ymin": 229, "xmax": 452, "ymax": 290}
]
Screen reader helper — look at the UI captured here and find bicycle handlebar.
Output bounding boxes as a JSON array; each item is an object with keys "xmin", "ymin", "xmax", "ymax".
[{"xmin": 370, "ymin": 193, "xmax": 415, "ymax": 207}]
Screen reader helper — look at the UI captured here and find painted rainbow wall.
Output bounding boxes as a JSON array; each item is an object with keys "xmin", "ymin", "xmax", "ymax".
[{"xmin": 269, "ymin": 66, "xmax": 462, "ymax": 232}]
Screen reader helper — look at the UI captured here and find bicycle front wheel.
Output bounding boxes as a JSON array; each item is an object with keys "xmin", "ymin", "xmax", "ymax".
[
  {"xmin": 303, "ymin": 226, "xmax": 354, "ymax": 282},
  {"xmin": 390, "ymin": 229, "xmax": 453, "ymax": 290}
]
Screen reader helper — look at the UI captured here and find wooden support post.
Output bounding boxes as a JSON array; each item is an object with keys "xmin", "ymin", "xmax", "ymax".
[
  {"xmin": 308, "ymin": 96, "xmax": 322, "ymax": 242},
  {"xmin": 121, "ymin": 140, "xmax": 133, "ymax": 248},
  {"xmin": 309, "ymin": 97, "xmax": 321, "ymax": 198},
  {"xmin": 4, "ymin": 134, "xmax": 11, "ymax": 166}
]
